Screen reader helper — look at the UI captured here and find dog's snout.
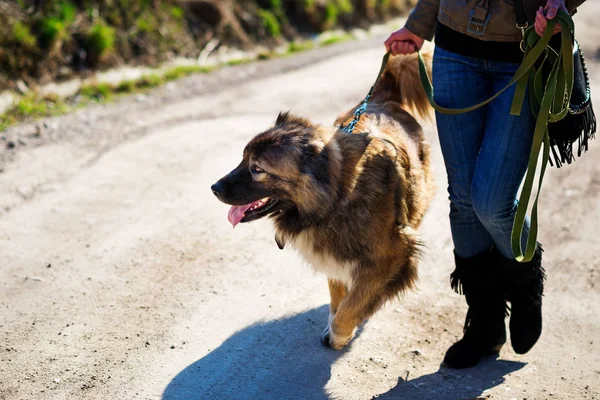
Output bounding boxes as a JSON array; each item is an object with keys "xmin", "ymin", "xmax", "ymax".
[{"xmin": 211, "ymin": 181, "xmax": 224, "ymax": 198}]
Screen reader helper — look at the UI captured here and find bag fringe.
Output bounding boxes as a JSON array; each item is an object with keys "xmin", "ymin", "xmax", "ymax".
[{"xmin": 549, "ymin": 102, "xmax": 597, "ymax": 168}]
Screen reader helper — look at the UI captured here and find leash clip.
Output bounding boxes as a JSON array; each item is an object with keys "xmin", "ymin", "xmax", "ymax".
[
  {"xmin": 517, "ymin": 22, "xmax": 528, "ymax": 52},
  {"xmin": 517, "ymin": 22, "xmax": 528, "ymax": 38}
]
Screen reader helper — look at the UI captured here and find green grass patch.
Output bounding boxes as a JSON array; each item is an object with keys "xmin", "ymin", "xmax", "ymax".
[
  {"xmin": 38, "ymin": 17, "xmax": 69, "ymax": 48},
  {"xmin": 80, "ymin": 82, "xmax": 114, "ymax": 102},
  {"xmin": 116, "ymin": 80, "xmax": 137, "ymax": 93},
  {"xmin": 0, "ymin": 94, "xmax": 70, "ymax": 130},
  {"xmin": 163, "ymin": 65, "xmax": 212, "ymax": 81},
  {"xmin": 87, "ymin": 22, "xmax": 116, "ymax": 59},
  {"xmin": 258, "ymin": 9, "xmax": 281, "ymax": 38},
  {"xmin": 169, "ymin": 5, "xmax": 185, "ymax": 19},
  {"xmin": 287, "ymin": 40, "xmax": 315, "ymax": 54},
  {"xmin": 12, "ymin": 21, "xmax": 37, "ymax": 49},
  {"xmin": 257, "ymin": 51, "xmax": 275, "ymax": 60},
  {"xmin": 136, "ymin": 14, "xmax": 158, "ymax": 35},
  {"xmin": 16, "ymin": 95, "xmax": 47, "ymax": 117},
  {"xmin": 137, "ymin": 74, "xmax": 164, "ymax": 89},
  {"xmin": 226, "ymin": 58, "xmax": 252, "ymax": 66},
  {"xmin": 320, "ymin": 34, "xmax": 352, "ymax": 46}
]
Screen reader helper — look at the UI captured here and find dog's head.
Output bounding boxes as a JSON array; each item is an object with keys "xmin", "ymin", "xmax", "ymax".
[{"xmin": 211, "ymin": 112, "xmax": 341, "ymax": 228}]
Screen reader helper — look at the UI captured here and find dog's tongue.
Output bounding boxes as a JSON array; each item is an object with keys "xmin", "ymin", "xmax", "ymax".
[{"xmin": 227, "ymin": 204, "xmax": 253, "ymax": 228}]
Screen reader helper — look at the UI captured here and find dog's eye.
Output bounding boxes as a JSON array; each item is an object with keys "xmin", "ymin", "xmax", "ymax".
[{"xmin": 251, "ymin": 165, "xmax": 264, "ymax": 174}]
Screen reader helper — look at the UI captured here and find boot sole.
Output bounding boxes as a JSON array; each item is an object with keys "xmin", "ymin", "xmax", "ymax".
[{"xmin": 440, "ymin": 343, "xmax": 504, "ymax": 369}]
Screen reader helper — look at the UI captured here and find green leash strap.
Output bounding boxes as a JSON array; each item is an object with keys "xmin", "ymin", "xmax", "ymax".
[
  {"xmin": 415, "ymin": 11, "xmax": 575, "ymax": 261},
  {"xmin": 511, "ymin": 13, "xmax": 574, "ymax": 262}
]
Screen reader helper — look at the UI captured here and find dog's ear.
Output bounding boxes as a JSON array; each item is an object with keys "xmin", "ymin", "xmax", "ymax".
[
  {"xmin": 302, "ymin": 139, "xmax": 330, "ymax": 184},
  {"xmin": 275, "ymin": 111, "xmax": 313, "ymax": 129}
]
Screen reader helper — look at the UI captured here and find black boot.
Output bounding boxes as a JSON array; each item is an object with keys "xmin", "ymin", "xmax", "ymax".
[
  {"xmin": 442, "ymin": 249, "xmax": 507, "ymax": 369},
  {"xmin": 504, "ymin": 244, "xmax": 545, "ymax": 354}
]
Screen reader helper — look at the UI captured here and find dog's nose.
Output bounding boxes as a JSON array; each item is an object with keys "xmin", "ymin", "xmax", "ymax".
[{"xmin": 211, "ymin": 182, "xmax": 223, "ymax": 198}]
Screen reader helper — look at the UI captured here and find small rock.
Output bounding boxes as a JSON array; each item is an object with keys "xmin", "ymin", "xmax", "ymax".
[
  {"xmin": 411, "ymin": 349, "xmax": 422, "ymax": 356},
  {"xmin": 57, "ymin": 67, "xmax": 73, "ymax": 78},
  {"xmin": 54, "ymin": 378, "xmax": 61, "ymax": 383},
  {"xmin": 170, "ymin": 345, "xmax": 175, "ymax": 349},
  {"xmin": 16, "ymin": 80, "xmax": 29, "ymax": 94},
  {"xmin": 6, "ymin": 141, "xmax": 15, "ymax": 150}
]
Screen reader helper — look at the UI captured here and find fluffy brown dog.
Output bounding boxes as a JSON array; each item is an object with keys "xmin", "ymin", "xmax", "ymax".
[{"xmin": 211, "ymin": 50, "xmax": 434, "ymax": 349}]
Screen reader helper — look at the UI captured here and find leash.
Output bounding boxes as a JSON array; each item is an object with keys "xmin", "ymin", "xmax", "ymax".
[
  {"xmin": 415, "ymin": 11, "xmax": 574, "ymax": 262},
  {"xmin": 340, "ymin": 52, "xmax": 391, "ymax": 133},
  {"xmin": 343, "ymin": 11, "xmax": 574, "ymax": 262}
]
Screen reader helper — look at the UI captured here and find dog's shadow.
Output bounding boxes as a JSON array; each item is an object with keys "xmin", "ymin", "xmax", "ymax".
[
  {"xmin": 162, "ymin": 305, "xmax": 347, "ymax": 400},
  {"xmin": 162, "ymin": 305, "xmax": 525, "ymax": 400}
]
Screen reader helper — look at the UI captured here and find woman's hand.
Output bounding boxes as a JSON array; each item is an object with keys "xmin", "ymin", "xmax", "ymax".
[
  {"xmin": 535, "ymin": 0, "xmax": 568, "ymax": 36},
  {"xmin": 384, "ymin": 27, "xmax": 425, "ymax": 55}
]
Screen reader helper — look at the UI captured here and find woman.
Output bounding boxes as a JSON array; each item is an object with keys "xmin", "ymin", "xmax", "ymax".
[{"xmin": 384, "ymin": 0, "xmax": 587, "ymax": 369}]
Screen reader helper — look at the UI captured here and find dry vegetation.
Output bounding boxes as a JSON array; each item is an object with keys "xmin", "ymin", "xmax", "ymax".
[{"xmin": 0, "ymin": 0, "xmax": 416, "ymax": 91}]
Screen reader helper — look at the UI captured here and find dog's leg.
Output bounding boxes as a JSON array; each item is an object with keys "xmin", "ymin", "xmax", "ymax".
[
  {"xmin": 325, "ymin": 258, "xmax": 417, "ymax": 350},
  {"xmin": 321, "ymin": 279, "xmax": 348, "ymax": 346},
  {"xmin": 323, "ymin": 272, "xmax": 389, "ymax": 350}
]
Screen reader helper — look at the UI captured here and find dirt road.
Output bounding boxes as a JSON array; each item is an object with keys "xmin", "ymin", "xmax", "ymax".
[{"xmin": 1, "ymin": 13, "xmax": 600, "ymax": 400}]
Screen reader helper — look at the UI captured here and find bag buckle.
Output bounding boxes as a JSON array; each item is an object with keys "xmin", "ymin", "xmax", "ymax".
[{"xmin": 467, "ymin": 6, "xmax": 491, "ymax": 36}]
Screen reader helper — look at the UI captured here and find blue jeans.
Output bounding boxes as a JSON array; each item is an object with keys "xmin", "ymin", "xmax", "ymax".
[{"xmin": 433, "ymin": 47, "xmax": 534, "ymax": 259}]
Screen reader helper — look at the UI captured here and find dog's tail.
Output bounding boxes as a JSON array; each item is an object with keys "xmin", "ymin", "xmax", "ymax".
[{"xmin": 373, "ymin": 44, "xmax": 433, "ymax": 120}]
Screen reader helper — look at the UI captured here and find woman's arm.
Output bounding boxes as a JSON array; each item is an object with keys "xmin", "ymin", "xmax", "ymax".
[{"xmin": 404, "ymin": 0, "xmax": 441, "ymax": 42}]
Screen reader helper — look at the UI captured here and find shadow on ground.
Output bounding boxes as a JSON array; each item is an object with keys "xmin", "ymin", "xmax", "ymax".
[
  {"xmin": 162, "ymin": 305, "xmax": 345, "ymax": 400},
  {"xmin": 162, "ymin": 305, "xmax": 525, "ymax": 400},
  {"xmin": 375, "ymin": 357, "xmax": 526, "ymax": 400}
]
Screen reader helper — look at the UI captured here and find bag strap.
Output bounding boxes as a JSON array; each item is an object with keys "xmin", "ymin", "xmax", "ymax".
[
  {"xmin": 513, "ymin": 0, "xmax": 529, "ymax": 31},
  {"xmin": 416, "ymin": 11, "xmax": 575, "ymax": 261}
]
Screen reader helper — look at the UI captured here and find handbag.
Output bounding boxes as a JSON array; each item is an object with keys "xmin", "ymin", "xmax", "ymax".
[{"xmin": 514, "ymin": 0, "xmax": 596, "ymax": 167}]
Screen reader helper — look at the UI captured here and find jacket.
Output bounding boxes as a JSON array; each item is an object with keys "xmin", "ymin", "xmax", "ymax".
[{"xmin": 405, "ymin": 0, "xmax": 587, "ymax": 43}]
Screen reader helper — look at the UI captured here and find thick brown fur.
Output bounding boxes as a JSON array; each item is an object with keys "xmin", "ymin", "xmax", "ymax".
[{"xmin": 212, "ymin": 49, "xmax": 435, "ymax": 349}]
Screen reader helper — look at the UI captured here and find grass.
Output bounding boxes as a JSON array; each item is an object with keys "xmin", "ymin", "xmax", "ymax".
[
  {"xmin": 0, "ymin": 26, "xmax": 362, "ymax": 133},
  {"xmin": 12, "ymin": 21, "xmax": 37, "ymax": 49},
  {"xmin": 320, "ymin": 34, "xmax": 353, "ymax": 46},
  {"xmin": 258, "ymin": 9, "xmax": 281, "ymax": 38},
  {"xmin": 225, "ymin": 58, "xmax": 253, "ymax": 66},
  {"xmin": 87, "ymin": 22, "xmax": 116, "ymax": 59},
  {"xmin": 287, "ymin": 40, "xmax": 315, "ymax": 54},
  {"xmin": 163, "ymin": 65, "xmax": 212, "ymax": 81},
  {"xmin": 80, "ymin": 82, "xmax": 114, "ymax": 102},
  {"xmin": 137, "ymin": 74, "xmax": 164, "ymax": 89},
  {"xmin": 0, "ymin": 94, "xmax": 70, "ymax": 130}
]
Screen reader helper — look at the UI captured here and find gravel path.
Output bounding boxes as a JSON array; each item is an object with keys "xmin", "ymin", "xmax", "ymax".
[{"xmin": 1, "ymin": 11, "xmax": 599, "ymax": 400}]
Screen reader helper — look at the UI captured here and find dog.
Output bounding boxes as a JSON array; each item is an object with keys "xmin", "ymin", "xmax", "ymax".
[{"xmin": 211, "ymin": 49, "xmax": 434, "ymax": 350}]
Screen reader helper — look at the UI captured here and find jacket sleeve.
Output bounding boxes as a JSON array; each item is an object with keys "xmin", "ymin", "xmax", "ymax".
[{"xmin": 404, "ymin": 0, "xmax": 441, "ymax": 41}]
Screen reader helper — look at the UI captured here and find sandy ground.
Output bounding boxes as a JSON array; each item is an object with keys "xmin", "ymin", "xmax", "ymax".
[{"xmin": 1, "ymin": 9, "xmax": 600, "ymax": 400}]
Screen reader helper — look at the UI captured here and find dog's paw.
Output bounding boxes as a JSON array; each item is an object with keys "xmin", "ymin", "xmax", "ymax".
[
  {"xmin": 321, "ymin": 326, "xmax": 332, "ymax": 347},
  {"xmin": 321, "ymin": 325, "xmax": 354, "ymax": 350}
]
